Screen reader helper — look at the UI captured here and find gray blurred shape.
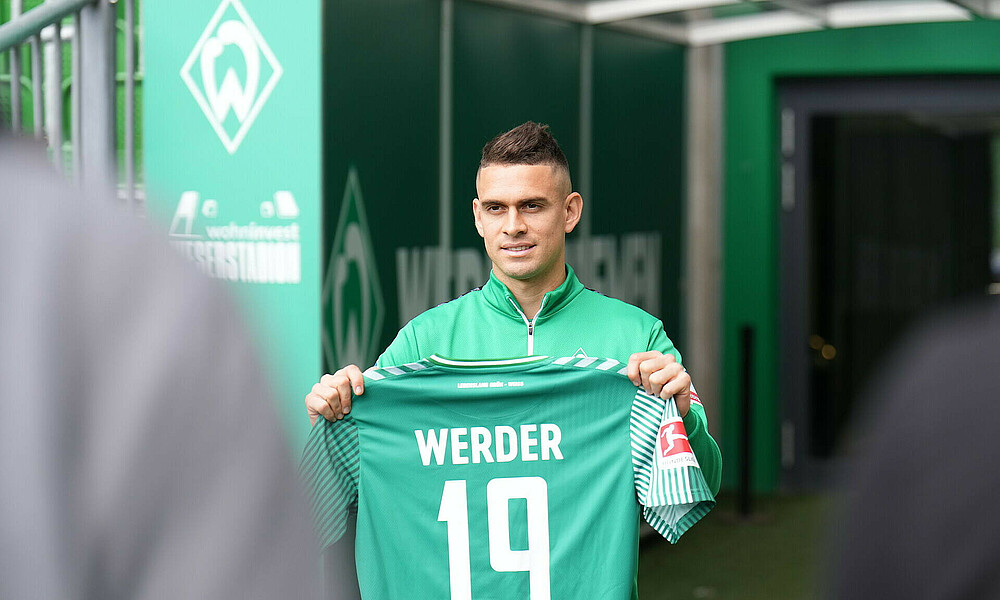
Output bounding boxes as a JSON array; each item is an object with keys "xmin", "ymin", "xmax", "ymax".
[
  {"xmin": 832, "ymin": 302, "xmax": 1000, "ymax": 599},
  {"xmin": 0, "ymin": 132, "xmax": 323, "ymax": 600}
]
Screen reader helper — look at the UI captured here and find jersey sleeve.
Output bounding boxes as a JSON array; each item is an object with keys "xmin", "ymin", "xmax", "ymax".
[
  {"xmin": 299, "ymin": 417, "xmax": 360, "ymax": 550},
  {"xmin": 630, "ymin": 390, "xmax": 716, "ymax": 543}
]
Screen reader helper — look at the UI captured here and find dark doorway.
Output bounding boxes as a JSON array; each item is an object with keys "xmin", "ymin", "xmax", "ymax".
[{"xmin": 779, "ymin": 78, "xmax": 1000, "ymax": 488}]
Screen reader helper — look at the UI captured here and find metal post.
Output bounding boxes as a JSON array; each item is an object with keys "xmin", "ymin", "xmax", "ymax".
[
  {"xmin": 124, "ymin": 0, "xmax": 135, "ymax": 209},
  {"xmin": 436, "ymin": 0, "xmax": 453, "ymax": 303},
  {"xmin": 578, "ymin": 23, "xmax": 592, "ymax": 238},
  {"xmin": 71, "ymin": 11, "xmax": 81, "ymax": 181},
  {"xmin": 575, "ymin": 23, "xmax": 594, "ymax": 286},
  {"xmin": 685, "ymin": 41, "xmax": 724, "ymax": 435},
  {"xmin": 44, "ymin": 22, "xmax": 64, "ymax": 170},
  {"xmin": 31, "ymin": 32, "xmax": 43, "ymax": 138},
  {"xmin": 739, "ymin": 325, "xmax": 755, "ymax": 518},
  {"xmin": 78, "ymin": 0, "xmax": 116, "ymax": 191},
  {"xmin": 10, "ymin": 0, "xmax": 23, "ymax": 133}
]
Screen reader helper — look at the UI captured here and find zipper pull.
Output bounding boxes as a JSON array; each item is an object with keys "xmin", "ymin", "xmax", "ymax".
[{"xmin": 528, "ymin": 322, "xmax": 534, "ymax": 336}]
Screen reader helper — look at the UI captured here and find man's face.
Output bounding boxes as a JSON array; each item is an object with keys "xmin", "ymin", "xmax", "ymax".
[{"xmin": 473, "ymin": 164, "xmax": 582, "ymax": 287}]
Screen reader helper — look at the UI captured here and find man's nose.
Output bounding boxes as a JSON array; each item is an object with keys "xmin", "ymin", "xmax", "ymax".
[{"xmin": 502, "ymin": 209, "xmax": 526, "ymax": 235}]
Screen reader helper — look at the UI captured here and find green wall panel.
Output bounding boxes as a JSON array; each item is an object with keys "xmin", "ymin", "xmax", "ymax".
[
  {"xmin": 452, "ymin": 1, "xmax": 581, "ymax": 251},
  {"xmin": 724, "ymin": 20, "xmax": 1000, "ymax": 491},
  {"xmin": 322, "ymin": 0, "xmax": 440, "ymax": 372},
  {"xmin": 592, "ymin": 27, "xmax": 686, "ymax": 348}
]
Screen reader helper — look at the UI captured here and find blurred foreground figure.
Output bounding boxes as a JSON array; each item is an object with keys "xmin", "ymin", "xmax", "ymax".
[
  {"xmin": 833, "ymin": 301, "xmax": 1000, "ymax": 599},
  {"xmin": 0, "ymin": 132, "xmax": 322, "ymax": 600}
]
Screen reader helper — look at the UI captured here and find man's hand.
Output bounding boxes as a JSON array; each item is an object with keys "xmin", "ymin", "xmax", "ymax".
[
  {"xmin": 626, "ymin": 351, "xmax": 691, "ymax": 418},
  {"xmin": 305, "ymin": 365, "xmax": 365, "ymax": 426}
]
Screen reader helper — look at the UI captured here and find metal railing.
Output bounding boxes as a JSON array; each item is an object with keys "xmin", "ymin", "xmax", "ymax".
[{"xmin": 1, "ymin": 0, "xmax": 141, "ymax": 210}]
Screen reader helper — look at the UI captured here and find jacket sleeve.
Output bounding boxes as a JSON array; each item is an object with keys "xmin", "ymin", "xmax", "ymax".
[
  {"xmin": 648, "ymin": 321, "xmax": 723, "ymax": 496},
  {"xmin": 682, "ymin": 394, "xmax": 723, "ymax": 496},
  {"xmin": 375, "ymin": 321, "xmax": 422, "ymax": 368}
]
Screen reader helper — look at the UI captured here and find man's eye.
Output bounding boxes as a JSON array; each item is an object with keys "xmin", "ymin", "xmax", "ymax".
[{"xmin": 486, "ymin": 205, "xmax": 503, "ymax": 213}]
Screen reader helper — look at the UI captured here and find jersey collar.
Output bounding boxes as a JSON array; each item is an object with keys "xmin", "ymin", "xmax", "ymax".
[{"xmin": 482, "ymin": 263, "xmax": 585, "ymax": 321}]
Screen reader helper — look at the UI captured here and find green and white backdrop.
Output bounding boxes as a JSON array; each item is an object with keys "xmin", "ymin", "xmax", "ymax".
[{"xmin": 144, "ymin": 0, "xmax": 322, "ymax": 444}]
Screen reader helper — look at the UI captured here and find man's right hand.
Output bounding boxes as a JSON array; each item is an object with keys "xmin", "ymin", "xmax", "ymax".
[{"xmin": 305, "ymin": 365, "xmax": 366, "ymax": 426}]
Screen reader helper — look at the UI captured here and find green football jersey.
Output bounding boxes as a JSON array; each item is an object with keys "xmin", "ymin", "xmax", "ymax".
[{"xmin": 300, "ymin": 355, "xmax": 715, "ymax": 600}]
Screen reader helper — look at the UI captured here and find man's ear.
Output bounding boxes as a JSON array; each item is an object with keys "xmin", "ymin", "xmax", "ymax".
[
  {"xmin": 472, "ymin": 198, "xmax": 485, "ymax": 238},
  {"xmin": 564, "ymin": 192, "xmax": 583, "ymax": 234}
]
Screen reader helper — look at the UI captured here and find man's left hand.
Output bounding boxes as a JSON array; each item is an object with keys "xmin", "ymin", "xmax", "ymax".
[{"xmin": 626, "ymin": 351, "xmax": 691, "ymax": 417}]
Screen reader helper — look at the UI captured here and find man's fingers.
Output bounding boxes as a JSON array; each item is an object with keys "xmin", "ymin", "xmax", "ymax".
[
  {"xmin": 306, "ymin": 379, "xmax": 341, "ymax": 422},
  {"xmin": 306, "ymin": 365, "xmax": 365, "ymax": 422},
  {"xmin": 658, "ymin": 370, "xmax": 691, "ymax": 398},
  {"xmin": 342, "ymin": 365, "xmax": 366, "ymax": 414},
  {"xmin": 305, "ymin": 393, "xmax": 338, "ymax": 425},
  {"xmin": 637, "ymin": 354, "xmax": 676, "ymax": 394},
  {"xmin": 657, "ymin": 371, "xmax": 692, "ymax": 417},
  {"xmin": 627, "ymin": 351, "xmax": 664, "ymax": 387},
  {"xmin": 333, "ymin": 376, "xmax": 352, "ymax": 419}
]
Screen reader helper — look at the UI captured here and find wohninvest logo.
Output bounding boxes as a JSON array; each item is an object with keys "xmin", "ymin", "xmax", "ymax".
[
  {"xmin": 181, "ymin": 0, "xmax": 282, "ymax": 154},
  {"xmin": 169, "ymin": 191, "xmax": 301, "ymax": 285}
]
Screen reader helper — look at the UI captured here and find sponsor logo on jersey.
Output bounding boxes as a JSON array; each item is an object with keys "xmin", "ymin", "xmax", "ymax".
[
  {"xmin": 324, "ymin": 168, "xmax": 385, "ymax": 369},
  {"xmin": 168, "ymin": 190, "xmax": 302, "ymax": 285},
  {"xmin": 181, "ymin": 0, "xmax": 283, "ymax": 154},
  {"xmin": 657, "ymin": 416, "xmax": 699, "ymax": 469},
  {"xmin": 572, "ymin": 347, "xmax": 589, "ymax": 358}
]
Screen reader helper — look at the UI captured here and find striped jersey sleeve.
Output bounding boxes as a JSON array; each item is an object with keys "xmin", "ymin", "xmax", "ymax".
[
  {"xmin": 299, "ymin": 416, "xmax": 360, "ymax": 549},
  {"xmin": 629, "ymin": 390, "xmax": 716, "ymax": 543}
]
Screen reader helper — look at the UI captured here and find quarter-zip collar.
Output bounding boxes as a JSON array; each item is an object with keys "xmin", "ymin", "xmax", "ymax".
[{"xmin": 481, "ymin": 264, "xmax": 586, "ymax": 322}]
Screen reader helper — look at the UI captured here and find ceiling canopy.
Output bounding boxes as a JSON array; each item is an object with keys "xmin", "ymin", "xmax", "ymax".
[{"xmin": 467, "ymin": 0, "xmax": 998, "ymax": 45}]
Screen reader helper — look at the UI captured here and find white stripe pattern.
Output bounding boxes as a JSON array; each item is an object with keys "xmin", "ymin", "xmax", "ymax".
[
  {"xmin": 629, "ymin": 390, "xmax": 715, "ymax": 544},
  {"xmin": 363, "ymin": 368, "xmax": 385, "ymax": 381}
]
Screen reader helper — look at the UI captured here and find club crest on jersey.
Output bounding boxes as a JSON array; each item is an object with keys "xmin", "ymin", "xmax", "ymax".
[{"xmin": 657, "ymin": 417, "xmax": 699, "ymax": 469}]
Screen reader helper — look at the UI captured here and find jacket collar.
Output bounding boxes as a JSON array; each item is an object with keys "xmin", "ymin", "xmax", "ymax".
[{"xmin": 481, "ymin": 264, "xmax": 585, "ymax": 320}]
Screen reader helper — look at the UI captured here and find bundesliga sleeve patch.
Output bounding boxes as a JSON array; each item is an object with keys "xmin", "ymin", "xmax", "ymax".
[{"xmin": 657, "ymin": 416, "xmax": 700, "ymax": 470}]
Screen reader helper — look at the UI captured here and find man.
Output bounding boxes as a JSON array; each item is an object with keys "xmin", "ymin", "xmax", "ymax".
[
  {"xmin": 307, "ymin": 122, "xmax": 720, "ymax": 598},
  {"xmin": 307, "ymin": 121, "xmax": 720, "ymax": 492}
]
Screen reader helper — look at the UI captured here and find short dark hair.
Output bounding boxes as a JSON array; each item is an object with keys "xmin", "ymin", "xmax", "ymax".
[{"xmin": 479, "ymin": 122, "xmax": 570, "ymax": 174}]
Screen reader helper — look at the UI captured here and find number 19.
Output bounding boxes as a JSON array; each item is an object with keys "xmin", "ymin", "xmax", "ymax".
[{"xmin": 437, "ymin": 477, "xmax": 551, "ymax": 600}]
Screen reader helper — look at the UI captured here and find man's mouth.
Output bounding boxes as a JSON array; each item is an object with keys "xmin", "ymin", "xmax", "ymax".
[{"xmin": 501, "ymin": 244, "xmax": 535, "ymax": 255}]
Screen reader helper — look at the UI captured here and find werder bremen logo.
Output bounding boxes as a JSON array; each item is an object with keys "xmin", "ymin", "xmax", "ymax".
[
  {"xmin": 180, "ymin": 0, "xmax": 282, "ymax": 154},
  {"xmin": 323, "ymin": 168, "xmax": 385, "ymax": 370}
]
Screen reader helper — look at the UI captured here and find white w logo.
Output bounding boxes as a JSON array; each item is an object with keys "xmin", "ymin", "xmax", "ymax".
[
  {"xmin": 201, "ymin": 20, "xmax": 259, "ymax": 124},
  {"xmin": 181, "ymin": 0, "xmax": 283, "ymax": 154}
]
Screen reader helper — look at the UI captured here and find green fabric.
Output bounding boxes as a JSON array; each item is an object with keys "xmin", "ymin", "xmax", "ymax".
[
  {"xmin": 379, "ymin": 264, "xmax": 681, "ymax": 366},
  {"xmin": 377, "ymin": 265, "xmax": 722, "ymax": 497},
  {"xmin": 301, "ymin": 356, "xmax": 715, "ymax": 600}
]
